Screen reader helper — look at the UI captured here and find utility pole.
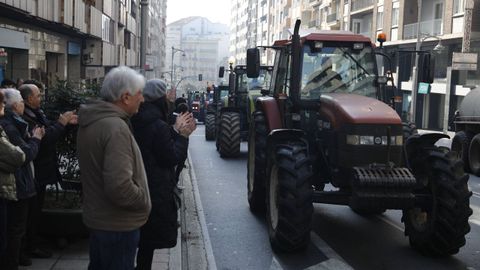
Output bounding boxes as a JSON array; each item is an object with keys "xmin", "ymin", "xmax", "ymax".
[
  {"xmin": 140, "ymin": 0, "xmax": 149, "ymax": 75},
  {"xmin": 410, "ymin": 0, "xmax": 422, "ymax": 125},
  {"xmin": 462, "ymin": 0, "xmax": 475, "ymax": 53}
]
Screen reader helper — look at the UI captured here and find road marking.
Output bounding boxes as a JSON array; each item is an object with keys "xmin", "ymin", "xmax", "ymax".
[
  {"xmin": 307, "ymin": 232, "xmax": 353, "ymax": 269},
  {"xmin": 269, "ymin": 256, "xmax": 283, "ymax": 270},
  {"xmin": 472, "ymin": 191, "xmax": 480, "ymax": 199},
  {"xmin": 187, "ymin": 152, "xmax": 218, "ymax": 270},
  {"xmin": 376, "ymin": 215, "xmax": 405, "ymax": 232},
  {"xmin": 304, "ymin": 258, "xmax": 354, "ymax": 270}
]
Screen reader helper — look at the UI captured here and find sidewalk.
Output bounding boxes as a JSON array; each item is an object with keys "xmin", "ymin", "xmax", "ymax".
[{"xmin": 21, "ymin": 156, "xmax": 210, "ymax": 270}]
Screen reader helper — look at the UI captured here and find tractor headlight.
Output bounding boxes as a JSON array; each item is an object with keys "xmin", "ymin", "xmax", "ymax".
[{"xmin": 347, "ymin": 135, "xmax": 403, "ymax": 145}]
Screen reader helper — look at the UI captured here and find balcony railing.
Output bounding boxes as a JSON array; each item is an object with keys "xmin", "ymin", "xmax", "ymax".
[
  {"xmin": 403, "ymin": 19, "xmax": 443, "ymax": 39},
  {"xmin": 351, "ymin": 0, "xmax": 374, "ymax": 12},
  {"xmin": 327, "ymin": 13, "xmax": 338, "ymax": 23}
]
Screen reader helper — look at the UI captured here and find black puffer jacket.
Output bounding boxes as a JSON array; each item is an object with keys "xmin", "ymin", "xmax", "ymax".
[
  {"xmin": 0, "ymin": 110, "xmax": 40, "ymax": 199},
  {"xmin": 132, "ymin": 99, "xmax": 189, "ymax": 249},
  {"xmin": 22, "ymin": 105, "xmax": 65, "ymax": 185}
]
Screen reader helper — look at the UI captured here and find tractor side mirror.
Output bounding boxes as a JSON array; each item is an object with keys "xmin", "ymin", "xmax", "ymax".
[
  {"xmin": 218, "ymin": 66, "xmax": 225, "ymax": 78},
  {"xmin": 418, "ymin": 53, "xmax": 435, "ymax": 84},
  {"xmin": 246, "ymin": 48, "xmax": 260, "ymax": 78}
]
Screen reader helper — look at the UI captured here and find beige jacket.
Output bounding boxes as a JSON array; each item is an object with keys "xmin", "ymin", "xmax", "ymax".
[
  {"xmin": 0, "ymin": 125, "xmax": 25, "ymax": 201},
  {"xmin": 77, "ymin": 100, "xmax": 151, "ymax": 231}
]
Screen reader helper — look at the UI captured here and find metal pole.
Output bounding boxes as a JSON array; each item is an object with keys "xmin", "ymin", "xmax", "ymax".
[
  {"xmin": 443, "ymin": 66, "xmax": 453, "ymax": 134},
  {"xmin": 411, "ymin": 0, "xmax": 422, "ymax": 125},
  {"xmin": 462, "ymin": 0, "xmax": 475, "ymax": 53},
  {"xmin": 171, "ymin": 46, "xmax": 175, "ymax": 86},
  {"xmin": 140, "ymin": 0, "xmax": 148, "ymax": 75}
]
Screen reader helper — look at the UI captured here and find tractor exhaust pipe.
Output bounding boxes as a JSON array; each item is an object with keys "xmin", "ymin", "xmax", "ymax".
[{"xmin": 291, "ymin": 20, "xmax": 301, "ymax": 110}]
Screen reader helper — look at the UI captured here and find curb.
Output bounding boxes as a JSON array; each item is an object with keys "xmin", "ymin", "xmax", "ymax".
[{"xmin": 178, "ymin": 152, "xmax": 217, "ymax": 270}]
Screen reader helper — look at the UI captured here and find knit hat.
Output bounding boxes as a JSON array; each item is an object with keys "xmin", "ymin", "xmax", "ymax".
[{"xmin": 143, "ymin": 79, "xmax": 167, "ymax": 102}]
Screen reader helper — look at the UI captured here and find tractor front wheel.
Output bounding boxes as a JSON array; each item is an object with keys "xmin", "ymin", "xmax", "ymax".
[
  {"xmin": 267, "ymin": 141, "xmax": 313, "ymax": 252},
  {"xmin": 403, "ymin": 148, "xmax": 472, "ymax": 256},
  {"xmin": 218, "ymin": 112, "xmax": 241, "ymax": 158},
  {"xmin": 247, "ymin": 111, "xmax": 267, "ymax": 213},
  {"xmin": 205, "ymin": 114, "xmax": 216, "ymax": 141}
]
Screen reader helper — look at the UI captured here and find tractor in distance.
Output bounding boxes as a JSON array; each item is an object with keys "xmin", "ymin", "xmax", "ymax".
[
  {"xmin": 188, "ymin": 90, "xmax": 206, "ymax": 122},
  {"xmin": 246, "ymin": 19, "xmax": 472, "ymax": 256},
  {"xmin": 215, "ymin": 63, "xmax": 273, "ymax": 157},
  {"xmin": 204, "ymin": 79, "xmax": 229, "ymax": 141}
]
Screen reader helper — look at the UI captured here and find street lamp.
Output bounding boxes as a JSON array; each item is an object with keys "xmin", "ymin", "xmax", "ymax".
[
  {"xmin": 171, "ymin": 46, "xmax": 185, "ymax": 86},
  {"xmin": 410, "ymin": 34, "xmax": 445, "ymax": 125}
]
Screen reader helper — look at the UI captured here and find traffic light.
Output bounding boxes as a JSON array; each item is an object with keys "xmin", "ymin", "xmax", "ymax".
[{"xmin": 198, "ymin": 74, "xmax": 202, "ymax": 81}]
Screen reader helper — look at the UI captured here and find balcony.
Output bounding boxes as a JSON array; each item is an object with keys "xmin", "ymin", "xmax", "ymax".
[
  {"xmin": 327, "ymin": 13, "xmax": 338, "ymax": 23},
  {"xmin": 351, "ymin": 0, "xmax": 374, "ymax": 13},
  {"xmin": 403, "ymin": 19, "xmax": 443, "ymax": 39}
]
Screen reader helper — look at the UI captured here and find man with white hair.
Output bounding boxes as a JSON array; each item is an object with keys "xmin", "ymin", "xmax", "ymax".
[
  {"xmin": 0, "ymin": 88, "xmax": 45, "ymax": 269},
  {"xmin": 76, "ymin": 66, "xmax": 151, "ymax": 270}
]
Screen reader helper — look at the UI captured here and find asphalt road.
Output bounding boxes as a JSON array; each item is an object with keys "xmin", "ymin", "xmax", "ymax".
[{"xmin": 189, "ymin": 125, "xmax": 480, "ymax": 270}]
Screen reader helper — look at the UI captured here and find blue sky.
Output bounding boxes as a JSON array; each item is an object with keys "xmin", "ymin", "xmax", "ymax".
[{"xmin": 167, "ymin": 0, "xmax": 231, "ymax": 25}]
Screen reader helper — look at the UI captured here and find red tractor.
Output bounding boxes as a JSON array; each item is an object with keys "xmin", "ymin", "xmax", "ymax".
[{"xmin": 246, "ymin": 20, "xmax": 472, "ymax": 256}]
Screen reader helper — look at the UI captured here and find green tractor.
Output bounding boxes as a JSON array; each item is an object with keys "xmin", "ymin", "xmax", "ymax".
[
  {"xmin": 204, "ymin": 82, "xmax": 229, "ymax": 141},
  {"xmin": 246, "ymin": 20, "xmax": 472, "ymax": 256},
  {"xmin": 215, "ymin": 63, "xmax": 273, "ymax": 157}
]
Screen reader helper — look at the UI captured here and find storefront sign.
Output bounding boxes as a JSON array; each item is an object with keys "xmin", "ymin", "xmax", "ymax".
[{"xmin": 418, "ymin": 82, "xmax": 430, "ymax": 94}]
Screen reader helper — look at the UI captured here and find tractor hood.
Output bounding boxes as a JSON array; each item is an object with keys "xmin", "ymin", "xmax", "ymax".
[{"xmin": 319, "ymin": 93, "xmax": 401, "ymax": 129}]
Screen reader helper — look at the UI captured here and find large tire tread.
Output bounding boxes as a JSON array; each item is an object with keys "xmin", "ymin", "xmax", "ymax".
[
  {"xmin": 403, "ymin": 148, "xmax": 472, "ymax": 256},
  {"xmin": 218, "ymin": 112, "xmax": 241, "ymax": 158},
  {"xmin": 267, "ymin": 142, "xmax": 313, "ymax": 253},
  {"xmin": 247, "ymin": 111, "xmax": 267, "ymax": 213},
  {"xmin": 205, "ymin": 114, "xmax": 216, "ymax": 141}
]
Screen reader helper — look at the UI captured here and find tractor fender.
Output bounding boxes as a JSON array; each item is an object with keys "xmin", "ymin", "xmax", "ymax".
[
  {"xmin": 267, "ymin": 129, "xmax": 305, "ymax": 152},
  {"xmin": 256, "ymin": 97, "xmax": 282, "ymax": 131},
  {"xmin": 404, "ymin": 132, "xmax": 450, "ymax": 167}
]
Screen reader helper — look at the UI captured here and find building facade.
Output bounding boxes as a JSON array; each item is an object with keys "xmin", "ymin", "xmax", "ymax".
[
  {"xmin": 165, "ymin": 17, "xmax": 230, "ymax": 95},
  {"xmin": 0, "ymin": 0, "xmax": 167, "ymax": 88}
]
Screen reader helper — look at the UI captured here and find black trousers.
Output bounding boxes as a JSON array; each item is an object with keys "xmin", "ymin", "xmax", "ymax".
[
  {"xmin": 24, "ymin": 186, "xmax": 45, "ymax": 253},
  {"xmin": 0, "ymin": 198, "xmax": 7, "ymax": 256},
  {"xmin": 135, "ymin": 247, "xmax": 155, "ymax": 270},
  {"xmin": 0, "ymin": 198, "xmax": 30, "ymax": 270}
]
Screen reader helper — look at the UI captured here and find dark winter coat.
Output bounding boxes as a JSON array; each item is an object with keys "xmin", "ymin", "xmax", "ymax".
[
  {"xmin": 0, "ymin": 110, "xmax": 41, "ymax": 199},
  {"xmin": 131, "ymin": 100, "xmax": 189, "ymax": 249},
  {"xmin": 22, "ymin": 105, "xmax": 65, "ymax": 185}
]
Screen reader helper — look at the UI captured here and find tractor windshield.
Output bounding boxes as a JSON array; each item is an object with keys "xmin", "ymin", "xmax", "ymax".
[
  {"xmin": 236, "ymin": 69, "xmax": 272, "ymax": 92},
  {"xmin": 300, "ymin": 44, "xmax": 377, "ymax": 100}
]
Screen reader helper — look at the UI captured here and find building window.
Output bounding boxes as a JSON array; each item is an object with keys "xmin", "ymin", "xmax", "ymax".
[
  {"xmin": 102, "ymin": 15, "xmax": 114, "ymax": 43},
  {"xmin": 391, "ymin": 1, "xmax": 399, "ymax": 27},
  {"xmin": 453, "ymin": 0, "xmax": 465, "ymax": 14},
  {"xmin": 377, "ymin": 6, "xmax": 383, "ymax": 30}
]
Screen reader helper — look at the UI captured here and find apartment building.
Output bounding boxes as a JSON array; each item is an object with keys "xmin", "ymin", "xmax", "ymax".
[
  {"xmin": 146, "ymin": 0, "xmax": 167, "ymax": 79},
  {"xmin": 0, "ymin": 0, "xmax": 167, "ymax": 88},
  {"xmin": 165, "ymin": 17, "xmax": 230, "ymax": 95}
]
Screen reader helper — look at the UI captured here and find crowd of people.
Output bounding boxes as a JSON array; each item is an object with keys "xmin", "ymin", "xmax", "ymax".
[{"xmin": 0, "ymin": 66, "xmax": 196, "ymax": 270}]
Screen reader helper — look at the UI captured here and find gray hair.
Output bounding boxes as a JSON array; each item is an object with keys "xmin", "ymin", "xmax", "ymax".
[
  {"xmin": 100, "ymin": 66, "xmax": 146, "ymax": 102},
  {"xmin": 2, "ymin": 88, "xmax": 23, "ymax": 109}
]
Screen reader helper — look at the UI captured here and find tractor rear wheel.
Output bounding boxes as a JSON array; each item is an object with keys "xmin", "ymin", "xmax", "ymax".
[
  {"xmin": 247, "ymin": 111, "xmax": 267, "ymax": 213},
  {"xmin": 218, "ymin": 112, "xmax": 241, "ymax": 158},
  {"xmin": 468, "ymin": 134, "xmax": 480, "ymax": 176},
  {"xmin": 402, "ymin": 148, "xmax": 472, "ymax": 256},
  {"xmin": 267, "ymin": 141, "xmax": 313, "ymax": 252},
  {"xmin": 451, "ymin": 131, "xmax": 473, "ymax": 173},
  {"xmin": 205, "ymin": 114, "xmax": 216, "ymax": 141}
]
